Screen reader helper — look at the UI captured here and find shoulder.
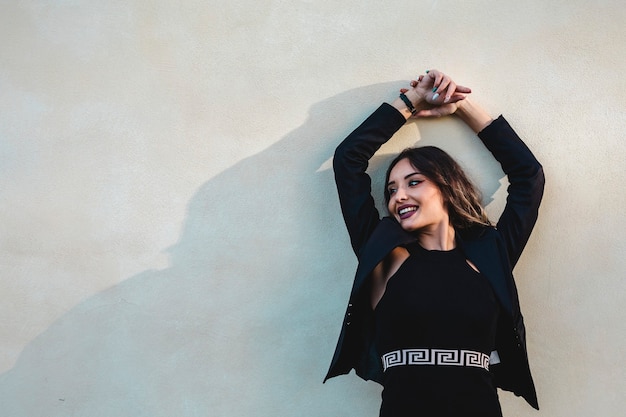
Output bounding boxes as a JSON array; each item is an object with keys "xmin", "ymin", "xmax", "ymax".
[
  {"xmin": 457, "ymin": 226, "xmax": 505, "ymax": 261},
  {"xmin": 458, "ymin": 224, "xmax": 497, "ymax": 242}
]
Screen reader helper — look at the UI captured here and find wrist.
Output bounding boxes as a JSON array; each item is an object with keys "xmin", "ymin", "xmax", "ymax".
[
  {"xmin": 454, "ymin": 98, "xmax": 471, "ymax": 118},
  {"xmin": 404, "ymin": 89, "xmax": 427, "ymax": 112},
  {"xmin": 454, "ymin": 98, "xmax": 493, "ymax": 133},
  {"xmin": 391, "ymin": 88, "xmax": 429, "ymax": 119}
]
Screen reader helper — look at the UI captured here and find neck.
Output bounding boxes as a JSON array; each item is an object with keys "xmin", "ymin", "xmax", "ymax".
[{"xmin": 417, "ymin": 222, "xmax": 456, "ymax": 251}]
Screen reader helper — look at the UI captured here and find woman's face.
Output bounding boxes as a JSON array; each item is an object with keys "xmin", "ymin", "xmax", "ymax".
[{"xmin": 386, "ymin": 158, "xmax": 449, "ymax": 233}]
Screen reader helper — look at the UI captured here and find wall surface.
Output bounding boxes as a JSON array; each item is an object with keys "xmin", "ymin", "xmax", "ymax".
[{"xmin": 1, "ymin": 1, "xmax": 625, "ymax": 416}]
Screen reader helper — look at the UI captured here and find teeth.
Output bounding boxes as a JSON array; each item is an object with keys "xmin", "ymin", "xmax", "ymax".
[{"xmin": 399, "ymin": 206, "xmax": 417, "ymax": 215}]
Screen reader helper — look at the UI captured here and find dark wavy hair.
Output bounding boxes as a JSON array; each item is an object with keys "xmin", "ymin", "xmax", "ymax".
[{"xmin": 384, "ymin": 146, "xmax": 491, "ymax": 230}]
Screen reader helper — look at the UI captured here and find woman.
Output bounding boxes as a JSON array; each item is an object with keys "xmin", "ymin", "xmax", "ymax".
[{"xmin": 324, "ymin": 70, "xmax": 544, "ymax": 416}]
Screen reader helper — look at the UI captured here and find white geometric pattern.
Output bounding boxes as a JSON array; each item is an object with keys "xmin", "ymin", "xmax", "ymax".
[{"xmin": 382, "ymin": 348, "xmax": 490, "ymax": 372}]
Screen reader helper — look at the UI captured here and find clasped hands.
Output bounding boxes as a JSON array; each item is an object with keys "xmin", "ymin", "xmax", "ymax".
[{"xmin": 400, "ymin": 69, "xmax": 471, "ymax": 118}]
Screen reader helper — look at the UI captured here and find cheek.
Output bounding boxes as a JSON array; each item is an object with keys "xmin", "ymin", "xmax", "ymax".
[
  {"xmin": 424, "ymin": 188, "xmax": 447, "ymax": 213},
  {"xmin": 431, "ymin": 195, "xmax": 448, "ymax": 214}
]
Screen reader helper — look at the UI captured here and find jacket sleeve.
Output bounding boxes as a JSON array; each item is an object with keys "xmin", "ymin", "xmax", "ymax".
[
  {"xmin": 333, "ymin": 103, "xmax": 407, "ymax": 257},
  {"xmin": 478, "ymin": 116, "xmax": 545, "ymax": 268}
]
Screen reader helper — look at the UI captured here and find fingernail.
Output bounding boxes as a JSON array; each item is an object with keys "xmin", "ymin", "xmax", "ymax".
[
  {"xmin": 425, "ymin": 70, "xmax": 430, "ymax": 73},
  {"xmin": 432, "ymin": 93, "xmax": 440, "ymax": 101},
  {"xmin": 432, "ymin": 87, "xmax": 438, "ymax": 93},
  {"xmin": 444, "ymin": 96, "xmax": 450, "ymax": 103}
]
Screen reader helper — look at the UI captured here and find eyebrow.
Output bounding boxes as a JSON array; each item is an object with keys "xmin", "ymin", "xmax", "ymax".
[{"xmin": 387, "ymin": 171, "xmax": 422, "ymax": 187}]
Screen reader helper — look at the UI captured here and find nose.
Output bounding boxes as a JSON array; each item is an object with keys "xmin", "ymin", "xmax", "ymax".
[{"xmin": 394, "ymin": 187, "xmax": 408, "ymax": 202}]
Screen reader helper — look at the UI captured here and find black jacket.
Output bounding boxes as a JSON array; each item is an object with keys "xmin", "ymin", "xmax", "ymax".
[{"xmin": 324, "ymin": 103, "xmax": 544, "ymax": 410}]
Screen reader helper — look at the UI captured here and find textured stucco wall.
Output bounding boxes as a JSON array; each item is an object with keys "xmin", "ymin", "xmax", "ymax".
[{"xmin": 1, "ymin": 1, "xmax": 625, "ymax": 416}]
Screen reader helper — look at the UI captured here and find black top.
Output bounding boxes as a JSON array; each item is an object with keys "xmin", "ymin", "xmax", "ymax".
[
  {"xmin": 374, "ymin": 242, "xmax": 502, "ymax": 417},
  {"xmin": 326, "ymin": 105, "xmax": 544, "ymax": 409}
]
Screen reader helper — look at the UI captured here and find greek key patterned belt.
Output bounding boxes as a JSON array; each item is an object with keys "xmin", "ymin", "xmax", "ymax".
[{"xmin": 381, "ymin": 348, "xmax": 491, "ymax": 372}]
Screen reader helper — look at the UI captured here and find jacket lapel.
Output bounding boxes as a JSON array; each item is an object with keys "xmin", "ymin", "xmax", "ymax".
[
  {"xmin": 457, "ymin": 230, "xmax": 513, "ymax": 314},
  {"xmin": 351, "ymin": 218, "xmax": 416, "ymax": 297}
]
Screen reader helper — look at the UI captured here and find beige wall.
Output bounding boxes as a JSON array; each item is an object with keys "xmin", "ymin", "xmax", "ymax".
[{"xmin": 1, "ymin": 1, "xmax": 625, "ymax": 415}]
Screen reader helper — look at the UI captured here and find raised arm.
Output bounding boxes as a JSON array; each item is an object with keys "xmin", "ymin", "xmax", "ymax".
[
  {"xmin": 401, "ymin": 74, "xmax": 544, "ymax": 266},
  {"xmin": 333, "ymin": 104, "xmax": 407, "ymax": 257},
  {"xmin": 334, "ymin": 71, "xmax": 471, "ymax": 257},
  {"xmin": 456, "ymin": 98, "xmax": 545, "ymax": 267}
]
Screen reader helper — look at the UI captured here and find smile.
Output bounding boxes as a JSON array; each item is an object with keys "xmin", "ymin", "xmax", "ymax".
[{"xmin": 398, "ymin": 205, "xmax": 418, "ymax": 219}]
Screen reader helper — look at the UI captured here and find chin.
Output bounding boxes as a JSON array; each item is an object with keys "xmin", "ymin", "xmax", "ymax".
[{"xmin": 398, "ymin": 222, "xmax": 421, "ymax": 233}]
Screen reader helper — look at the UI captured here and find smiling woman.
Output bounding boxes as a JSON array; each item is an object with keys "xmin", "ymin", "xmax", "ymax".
[
  {"xmin": 384, "ymin": 146, "xmax": 492, "ymax": 235},
  {"xmin": 386, "ymin": 158, "xmax": 448, "ymax": 233},
  {"xmin": 324, "ymin": 69, "xmax": 545, "ymax": 416}
]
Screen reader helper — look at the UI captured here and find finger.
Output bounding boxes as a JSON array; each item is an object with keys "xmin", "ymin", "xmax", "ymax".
[
  {"xmin": 412, "ymin": 75, "xmax": 424, "ymax": 88},
  {"xmin": 443, "ymin": 80, "xmax": 457, "ymax": 103},
  {"xmin": 433, "ymin": 72, "xmax": 444, "ymax": 89},
  {"xmin": 456, "ymin": 84, "xmax": 472, "ymax": 93},
  {"xmin": 430, "ymin": 81, "xmax": 451, "ymax": 103},
  {"xmin": 419, "ymin": 72, "xmax": 436, "ymax": 90},
  {"xmin": 446, "ymin": 94, "xmax": 467, "ymax": 104},
  {"xmin": 400, "ymin": 88, "xmax": 409, "ymax": 93},
  {"xmin": 424, "ymin": 70, "xmax": 439, "ymax": 86},
  {"xmin": 433, "ymin": 74, "xmax": 451, "ymax": 96},
  {"xmin": 430, "ymin": 91, "xmax": 443, "ymax": 103}
]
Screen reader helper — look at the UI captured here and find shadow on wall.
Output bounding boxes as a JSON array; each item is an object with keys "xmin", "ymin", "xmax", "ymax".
[{"xmin": 0, "ymin": 84, "xmax": 504, "ymax": 417}]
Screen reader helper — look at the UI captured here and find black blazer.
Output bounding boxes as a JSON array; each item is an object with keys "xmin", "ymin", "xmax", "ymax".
[{"xmin": 324, "ymin": 103, "xmax": 545, "ymax": 410}]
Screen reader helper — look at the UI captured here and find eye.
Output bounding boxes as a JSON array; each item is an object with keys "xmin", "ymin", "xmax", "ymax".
[
  {"xmin": 388, "ymin": 187, "xmax": 397, "ymax": 195},
  {"xmin": 408, "ymin": 179, "xmax": 423, "ymax": 187}
]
